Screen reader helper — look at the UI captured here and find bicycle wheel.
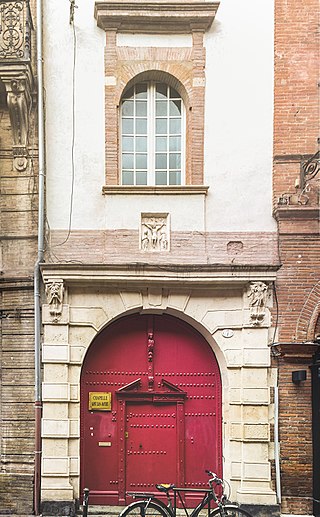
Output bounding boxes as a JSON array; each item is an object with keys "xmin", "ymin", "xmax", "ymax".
[
  {"xmin": 120, "ymin": 501, "xmax": 171, "ymax": 517},
  {"xmin": 210, "ymin": 505, "xmax": 253, "ymax": 517}
]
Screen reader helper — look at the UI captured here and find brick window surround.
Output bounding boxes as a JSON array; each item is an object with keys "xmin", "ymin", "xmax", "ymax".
[{"xmin": 94, "ymin": 1, "xmax": 219, "ymax": 191}]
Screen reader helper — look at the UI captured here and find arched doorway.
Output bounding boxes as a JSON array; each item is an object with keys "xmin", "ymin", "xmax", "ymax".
[{"xmin": 80, "ymin": 314, "xmax": 222, "ymax": 505}]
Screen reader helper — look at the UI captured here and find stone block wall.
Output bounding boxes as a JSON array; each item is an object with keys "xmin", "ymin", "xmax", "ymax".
[{"xmin": 39, "ymin": 268, "xmax": 279, "ymax": 513}]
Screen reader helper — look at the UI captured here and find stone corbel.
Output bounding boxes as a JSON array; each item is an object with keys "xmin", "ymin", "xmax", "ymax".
[
  {"xmin": 45, "ymin": 279, "xmax": 65, "ymax": 323},
  {"xmin": 247, "ymin": 281, "xmax": 269, "ymax": 326},
  {"xmin": 1, "ymin": 64, "xmax": 33, "ymax": 171}
]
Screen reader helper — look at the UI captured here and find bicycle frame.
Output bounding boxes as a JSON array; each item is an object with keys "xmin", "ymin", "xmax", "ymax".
[
  {"xmin": 128, "ymin": 487, "xmax": 217, "ymax": 517},
  {"xmin": 172, "ymin": 487, "xmax": 216, "ymax": 517},
  {"xmin": 125, "ymin": 471, "xmax": 250, "ymax": 517}
]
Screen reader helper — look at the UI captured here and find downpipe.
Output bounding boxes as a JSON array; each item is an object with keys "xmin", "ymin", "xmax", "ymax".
[
  {"xmin": 34, "ymin": 263, "xmax": 43, "ymax": 516},
  {"xmin": 34, "ymin": 0, "xmax": 45, "ymax": 513},
  {"xmin": 274, "ymin": 383, "xmax": 281, "ymax": 505}
]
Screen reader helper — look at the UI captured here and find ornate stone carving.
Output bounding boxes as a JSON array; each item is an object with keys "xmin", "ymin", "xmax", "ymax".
[
  {"xmin": 45, "ymin": 279, "xmax": 64, "ymax": 323},
  {"xmin": 147, "ymin": 332, "xmax": 154, "ymax": 362},
  {"xmin": 6, "ymin": 76, "xmax": 31, "ymax": 170},
  {"xmin": 247, "ymin": 281, "xmax": 269, "ymax": 326},
  {"xmin": 0, "ymin": 1, "xmax": 34, "ymax": 171},
  {"xmin": 1, "ymin": 65, "xmax": 34, "ymax": 171},
  {"xmin": 141, "ymin": 213, "xmax": 169, "ymax": 252}
]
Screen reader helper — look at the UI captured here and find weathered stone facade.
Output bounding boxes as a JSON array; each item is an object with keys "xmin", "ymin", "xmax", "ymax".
[{"xmin": 0, "ymin": 1, "xmax": 38, "ymax": 512}]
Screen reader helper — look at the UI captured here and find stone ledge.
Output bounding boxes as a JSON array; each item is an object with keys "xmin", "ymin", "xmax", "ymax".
[
  {"xmin": 102, "ymin": 185, "xmax": 209, "ymax": 195},
  {"xmin": 240, "ymin": 504, "xmax": 280, "ymax": 517},
  {"xmin": 273, "ymin": 206, "xmax": 320, "ymax": 221}
]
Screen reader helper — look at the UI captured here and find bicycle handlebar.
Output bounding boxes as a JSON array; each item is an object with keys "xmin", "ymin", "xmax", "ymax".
[{"xmin": 205, "ymin": 469, "xmax": 223, "ymax": 486}]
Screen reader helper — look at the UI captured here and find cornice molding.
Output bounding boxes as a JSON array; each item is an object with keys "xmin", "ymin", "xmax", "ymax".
[
  {"xmin": 41, "ymin": 263, "xmax": 279, "ymax": 288},
  {"xmin": 94, "ymin": 1, "xmax": 220, "ymax": 33},
  {"xmin": 273, "ymin": 206, "xmax": 320, "ymax": 221},
  {"xmin": 273, "ymin": 342, "xmax": 319, "ymax": 361}
]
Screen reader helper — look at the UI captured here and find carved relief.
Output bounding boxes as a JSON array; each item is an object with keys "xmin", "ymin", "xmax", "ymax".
[
  {"xmin": 141, "ymin": 213, "xmax": 169, "ymax": 252},
  {"xmin": 147, "ymin": 333, "xmax": 154, "ymax": 362},
  {"xmin": 45, "ymin": 279, "xmax": 64, "ymax": 323},
  {"xmin": 1, "ymin": 68, "xmax": 33, "ymax": 171},
  {"xmin": 6, "ymin": 78, "xmax": 30, "ymax": 170},
  {"xmin": 247, "ymin": 281, "xmax": 269, "ymax": 326},
  {"xmin": 277, "ymin": 189, "xmax": 310, "ymax": 206},
  {"xmin": 227, "ymin": 241, "xmax": 243, "ymax": 255}
]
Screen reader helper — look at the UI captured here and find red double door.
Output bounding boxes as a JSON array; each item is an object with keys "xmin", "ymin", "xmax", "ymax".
[{"xmin": 80, "ymin": 314, "xmax": 222, "ymax": 505}]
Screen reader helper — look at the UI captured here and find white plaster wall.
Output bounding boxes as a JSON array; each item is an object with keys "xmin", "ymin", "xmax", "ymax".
[
  {"xmin": 44, "ymin": 0, "xmax": 275, "ymax": 233},
  {"xmin": 104, "ymin": 194, "xmax": 206, "ymax": 231},
  {"xmin": 205, "ymin": 0, "xmax": 275, "ymax": 231},
  {"xmin": 44, "ymin": 0, "xmax": 106, "ymax": 230}
]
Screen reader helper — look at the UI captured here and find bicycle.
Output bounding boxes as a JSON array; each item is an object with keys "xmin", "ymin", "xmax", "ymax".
[{"xmin": 119, "ymin": 470, "xmax": 253, "ymax": 517}]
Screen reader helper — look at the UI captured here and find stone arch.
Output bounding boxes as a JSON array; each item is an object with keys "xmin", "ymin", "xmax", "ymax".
[
  {"xmin": 80, "ymin": 303, "xmax": 228, "ymax": 382},
  {"xmin": 80, "ymin": 311, "xmax": 223, "ymax": 505}
]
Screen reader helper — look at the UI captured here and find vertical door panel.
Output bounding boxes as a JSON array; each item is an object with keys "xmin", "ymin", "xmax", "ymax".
[
  {"xmin": 126, "ymin": 402, "xmax": 177, "ymax": 490},
  {"xmin": 152, "ymin": 316, "xmax": 221, "ymax": 487}
]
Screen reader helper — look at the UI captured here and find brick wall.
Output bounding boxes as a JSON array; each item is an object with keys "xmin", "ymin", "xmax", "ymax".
[
  {"xmin": 274, "ymin": 0, "xmax": 319, "ymax": 513},
  {"xmin": 48, "ymin": 229, "xmax": 279, "ymax": 266}
]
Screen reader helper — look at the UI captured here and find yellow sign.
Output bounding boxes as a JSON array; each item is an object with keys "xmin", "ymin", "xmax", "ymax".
[{"xmin": 88, "ymin": 392, "xmax": 112, "ymax": 411}]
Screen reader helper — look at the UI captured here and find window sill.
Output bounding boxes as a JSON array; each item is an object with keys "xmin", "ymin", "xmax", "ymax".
[{"xmin": 102, "ymin": 185, "xmax": 209, "ymax": 195}]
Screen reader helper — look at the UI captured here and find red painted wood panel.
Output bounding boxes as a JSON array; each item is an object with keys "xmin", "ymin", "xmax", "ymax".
[
  {"xmin": 80, "ymin": 314, "xmax": 222, "ymax": 505},
  {"xmin": 126, "ymin": 402, "xmax": 177, "ymax": 490}
]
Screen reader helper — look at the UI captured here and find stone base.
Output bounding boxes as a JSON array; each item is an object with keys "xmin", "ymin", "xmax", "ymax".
[
  {"xmin": 0, "ymin": 473, "xmax": 33, "ymax": 515},
  {"xmin": 41, "ymin": 500, "xmax": 76, "ymax": 516},
  {"xmin": 240, "ymin": 504, "xmax": 280, "ymax": 517}
]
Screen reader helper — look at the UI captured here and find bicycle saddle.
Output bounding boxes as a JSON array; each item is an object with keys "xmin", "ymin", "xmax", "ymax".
[{"xmin": 156, "ymin": 484, "xmax": 175, "ymax": 493}]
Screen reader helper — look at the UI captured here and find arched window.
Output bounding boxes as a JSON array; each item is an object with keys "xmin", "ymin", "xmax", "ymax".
[{"xmin": 120, "ymin": 81, "xmax": 185, "ymax": 186}]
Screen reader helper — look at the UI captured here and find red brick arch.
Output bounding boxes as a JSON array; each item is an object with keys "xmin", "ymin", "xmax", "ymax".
[
  {"xmin": 116, "ymin": 66, "xmax": 192, "ymax": 108},
  {"xmin": 295, "ymin": 280, "xmax": 320, "ymax": 341},
  {"xmin": 104, "ymin": 31, "xmax": 207, "ymax": 185}
]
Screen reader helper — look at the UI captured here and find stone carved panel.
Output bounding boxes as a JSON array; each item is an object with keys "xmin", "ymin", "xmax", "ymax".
[
  {"xmin": 45, "ymin": 279, "xmax": 64, "ymax": 323},
  {"xmin": 2, "ymin": 69, "xmax": 33, "ymax": 171},
  {"xmin": 247, "ymin": 281, "xmax": 269, "ymax": 326},
  {"xmin": 141, "ymin": 213, "xmax": 169, "ymax": 252}
]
